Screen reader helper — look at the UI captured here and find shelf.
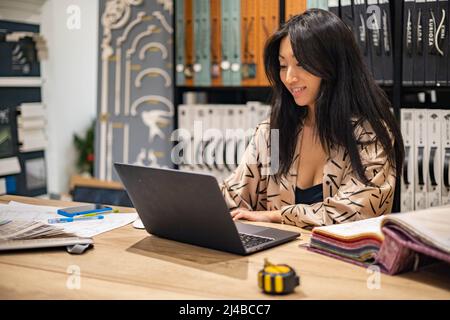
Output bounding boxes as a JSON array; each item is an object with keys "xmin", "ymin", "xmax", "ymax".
[
  {"xmin": 0, "ymin": 77, "xmax": 43, "ymax": 87},
  {"xmin": 176, "ymin": 86, "xmax": 271, "ymax": 91},
  {"xmin": 400, "ymin": 86, "xmax": 450, "ymax": 92}
]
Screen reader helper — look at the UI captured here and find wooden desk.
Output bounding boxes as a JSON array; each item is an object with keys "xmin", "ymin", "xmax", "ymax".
[{"xmin": 0, "ymin": 195, "xmax": 449, "ymax": 299}]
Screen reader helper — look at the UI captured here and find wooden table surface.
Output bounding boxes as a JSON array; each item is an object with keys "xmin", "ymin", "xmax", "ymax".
[{"xmin": 0, "ymin": 195, "xmax": 449, "ymax": 299}]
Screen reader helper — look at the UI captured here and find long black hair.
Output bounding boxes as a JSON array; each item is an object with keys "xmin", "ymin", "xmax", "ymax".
[{"xmin": 264, "ymin": 9, "xmax": 404, "ymax": 184}]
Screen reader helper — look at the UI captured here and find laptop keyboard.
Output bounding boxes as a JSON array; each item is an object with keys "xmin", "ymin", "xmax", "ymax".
[{"xmin": 239, "ymin": 232, "xmax": 274, "ymax": 248}]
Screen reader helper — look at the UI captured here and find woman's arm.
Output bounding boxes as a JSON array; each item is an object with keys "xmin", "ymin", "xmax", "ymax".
[
  {"xmin": 230, "ymin": 208, "xmax": 282, "ymax": 222},
  {"xmin": 220, "ymin": 121, "xmax": 270, "ymax": 211}
]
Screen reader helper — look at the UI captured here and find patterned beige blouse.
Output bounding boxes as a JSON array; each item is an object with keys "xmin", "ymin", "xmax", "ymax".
[{"xmin": 220, "ymin": 118, "xmax": 396, "ymax": 229}]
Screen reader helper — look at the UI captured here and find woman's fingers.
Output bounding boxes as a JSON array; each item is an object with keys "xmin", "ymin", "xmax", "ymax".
[
  {"xmin": 231, "ymin": 209, "xmax": 250, "ymax": 221},
  {"xmin": 230, "ymin": 209, "xmax": 241, "ymax": 218},
  {"xmin": 234, "ymin": 213, "xmax": 250, "ymax": 221},
  {"xmin": 231, "ymin": 209, "xmax": 276, "ymax": 223}
]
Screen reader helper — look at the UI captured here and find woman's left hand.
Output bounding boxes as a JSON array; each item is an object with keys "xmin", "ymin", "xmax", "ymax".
[{"xmin": 230, "ymin": 208, "xmax": 282, "ymax": 223}]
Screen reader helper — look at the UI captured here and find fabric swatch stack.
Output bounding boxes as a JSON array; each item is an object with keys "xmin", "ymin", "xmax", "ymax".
[{"xmin": 308, "ymin": 206, "xmax": 450, "ymax": 275}]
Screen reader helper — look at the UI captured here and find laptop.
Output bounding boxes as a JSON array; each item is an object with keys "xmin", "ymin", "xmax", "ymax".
[{"xmin": 114, "ymin": 163, "xmax": 300, "ymax": 255}]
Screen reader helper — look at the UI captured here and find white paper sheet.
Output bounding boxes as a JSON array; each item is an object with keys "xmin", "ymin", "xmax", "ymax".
[{"xmin": 0, "ymin": 201, "xmax": 138, "ymax": 238}]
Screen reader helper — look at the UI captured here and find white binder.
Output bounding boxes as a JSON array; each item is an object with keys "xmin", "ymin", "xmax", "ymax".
[
  {"xmin": 414, "ymin": 109, "xmax": 428, "ymax": 210},
  {"xmin": 205, "ymin": 106, "xmax": 225, "ymax": 180},
  {"xmin": 17, "ymin": 102, "xmax": 46, "ymax": 118},
  {"xmin": 441, "ymin": 109, "xmax": 450, "ymax": 205},
  {"xmin": 223, "ymin": 105, "xmax": 238, "ymax": 175},
  {"xmin": 235, "ymin": 105, "xmax": 249, "ymax": 166},
  {"xmin": 426, "ymin": 109, "xmax": 442, "ymax": 207},
  {"xmin": 193, "ymin": 105, "xmax": 209, "ymax": 174},
  {"xmin": 246, "ymin": 101, "xmax": 261, "ymax": 130},
  {"xmin": 400, "ymin": 109, "xmax": 415, "ymax": 212},
  {"xmin": 177, "ymin": 104, "xmax": 192, "ymax": 171}
]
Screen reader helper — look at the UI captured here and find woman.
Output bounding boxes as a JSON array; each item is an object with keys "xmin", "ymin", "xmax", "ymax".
[{"xmin": 220, "ymin": 9, "xmax": 404, "ymax": 228}]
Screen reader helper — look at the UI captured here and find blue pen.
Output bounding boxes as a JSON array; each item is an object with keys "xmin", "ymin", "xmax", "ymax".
[{"xmin": 48, "ymin": 215, "xmax": 104, "ymax": 224}]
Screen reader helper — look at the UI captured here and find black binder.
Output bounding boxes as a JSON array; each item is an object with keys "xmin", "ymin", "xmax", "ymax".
[
  {"xmin": 448, "ymin": 0, "xmax": 450, "ymax": 86},
  {"xmin": 354, "ymin": 0, "xmax": 373, "ymax": 75},
  {"xmin": 413, "ymin": 0, "xmax": 427, "ymax": 86},
  {"xmin": 403, "ymin": 0, "xmax": 416, "ymax": 86},
  {"xmin": 380, "ymin": 0, "xmax": 393, "ymax": 85},
  {"xmin": 424, "ymin": 0, "xmax": 438, "ymax": 86},
  {"xmin": 340, "ymin": 0, "xmax": 355, "ymax": 34},
  {"xmin": 328, "ymin": 0, "xmax": 340, "ymax": 16},
  {"xmin": 435, "ymin": 0, "xmax": 448, "ymax": 86},
  {"xmin": 367, "ymin": 0, "xmax": 384, "ymax": 84}
]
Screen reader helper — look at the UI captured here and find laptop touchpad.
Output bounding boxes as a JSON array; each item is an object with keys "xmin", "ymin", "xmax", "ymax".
[{"xmin": 235, "ymin": 222, "xmax": 270, "ymax": 234}]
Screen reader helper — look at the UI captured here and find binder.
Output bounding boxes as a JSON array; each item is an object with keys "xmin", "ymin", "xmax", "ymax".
[
  {"xmin": 193, "ymin": 0, "xmax": 212, "ymax": 86},
  {"xmin": 256, "ymin": 0, "xmax": 279, "ymax": 87},
  {"xmin": 309, "ymin": 0, "xmax": 330, "ymax": 9},
  {"xmin": 435, "ymin": 0, "xmax": 448, "ymax": 86},
  {"xmin": 215, "ymin": 106, "xmax": 228, "ymax": 181},
  {"xmin": 235, "ymin": 105, "xmax": 249, "ymax": 166},
  {"xmin": 426, "ymin": 109, "xmax": 442, "ymax": 207},
  {"xmin": 257, "ymin": 0, "xmax": 269, "ymax": 86},
  {"xmin": 316, "ymin": 0, "xmax": 330, "ymax": 10},
  {"xmin": 177, "ymin": 104, "xmax": 193, "ymax": 170},
  {"xmin": 241, "ymin": 0, "xmax": 249, "ymax": 85},
  {"xmin": 328, "ymin": 0, "xmax": 340, "ymax": 16},
  {"xmin": 246, "ymin": 101, "xmax": 262, "ymax": 130},
  {"xmin": 269, "ymin": 0, "xmax": 280, "ymax": 44},
  {"xmin": 403, "ymin": 0, "xmax": 416, "ymax": 86},
  {"xmin": 354, "ymin": 0, "xmax": 372, "ymax": 75},
  {"xmin": 241, "ymin": 0, "xmax": 259, "ymax": 86},
  {"xmin": 413, "ymin": 0, "xmax": 427, "ymax": 86},
  {"xmin": 224, "ymin": 106, "xmax": 238, "ymax": 172},
  {"xmin": 400, "ymin": 109, "xmax": 415, "ymax": 212},
  {"xmin": 16, "ymin": 102, "xmax": 47, "ymax": 152},
  {"xmin": 424, "ymin": 0, "xmax": 438, "ymax": 86},
  {"xmin": 448, "ymin": 0, "xmax": 450, "ymax": 86},
  {"xmin": 184, "ymin": 0, "xmax": 194, "ymax": 86},
  {"xmin": 192, "ymin": 105, "xmax": 207, "ymax": 173},
  {"xmin": 380, "ymin": 0, "xmax": 393, "ymax": 85},
  {"xmin": 203, "ymin": 106, "xmax": 221, "ymax": 178},
  {"xmin": 221, "ymin": 0, "xmax": 232, "ymax": 85},
  {"xmin": 175, "ymin": 0, "xmax": 185, "ymax": 85},
  {"xmin": 441, "ymin": 109, "xmax": 450, "ymax": 205},
  {"xmin": 17, "ymin": 103, "xmax": 45, "ymax": 118},
  {"xmin": 308, "ymin": 0, "xmax": 318, "ymax": 8},
  {"xmin": 367, "ymin": 0, "xmax": 383, "ymax": 84},
  {"xmin": 210, "ymin": 0, "xmax": 222, "ymax": 86},
  {"xmin": 414, "ymin": 109, "xmax": 428, "ymax": 210},
  {"xmin": 230, "ymin": 0, "xmax": 242, "ymax": 86},
  {"xmin": 340, "ymin": 0, "xmax": 355, "ymax": 34}
]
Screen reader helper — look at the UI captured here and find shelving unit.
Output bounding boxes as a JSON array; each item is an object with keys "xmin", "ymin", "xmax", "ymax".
[
  {"xmin": 172, "ymin": 1, "xmax": 449, "ymax": 213},
  {"xmin": 0, "ymin": 20, "xmax": 47, "ymax": 197}
]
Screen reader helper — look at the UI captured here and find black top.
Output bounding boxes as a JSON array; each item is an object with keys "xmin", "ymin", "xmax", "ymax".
[{"xmin": 295, "ymin": 183, "xmax": 323, "ymax": 205}]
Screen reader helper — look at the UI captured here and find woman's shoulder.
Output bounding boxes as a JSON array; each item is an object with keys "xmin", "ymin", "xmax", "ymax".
[
  {"xmin": 256, "ymin": 118, "xmax": 271, "ymax": 130},
  {"xmin": 350, "ymin": 117, "xmax": 392, "ymax": 144},
  {"xmin": 253, "ymin": 118, "xmax": 271, "ymax": 138}
]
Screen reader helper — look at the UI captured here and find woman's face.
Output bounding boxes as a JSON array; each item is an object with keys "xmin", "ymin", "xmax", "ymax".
[{"xmin": 279, "ymin": 36, "xmax": 322, "ymax": 107}]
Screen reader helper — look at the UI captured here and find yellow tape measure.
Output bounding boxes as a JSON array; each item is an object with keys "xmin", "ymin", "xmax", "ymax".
[{"xmin": 258, "ymin": 259, "xmax": 299, "ymax": 295}]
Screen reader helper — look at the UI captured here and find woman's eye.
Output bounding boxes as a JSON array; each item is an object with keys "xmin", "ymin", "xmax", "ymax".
[{"xmin": 279, "ymin": 65, "xmax": 287, "ymax": 69}]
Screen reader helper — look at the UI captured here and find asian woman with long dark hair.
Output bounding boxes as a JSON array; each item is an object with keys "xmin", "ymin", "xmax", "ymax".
[{"xmin": 220, "ymin": 9, "xmax": 404, "ymax": 228}]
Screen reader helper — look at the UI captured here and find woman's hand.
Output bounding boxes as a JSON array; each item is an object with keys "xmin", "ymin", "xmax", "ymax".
[{"xmin": 230, "ymin": 208, "xmax": 282, "ymax": 223}]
